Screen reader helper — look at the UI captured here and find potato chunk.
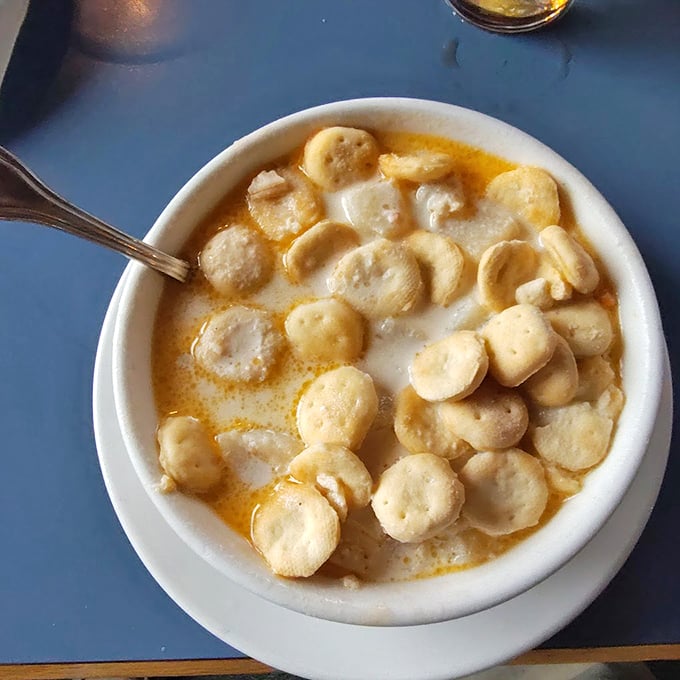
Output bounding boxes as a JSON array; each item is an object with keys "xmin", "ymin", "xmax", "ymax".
[
  {"xmin": 414, "ymin": 177, "xmax": 465, "ymax": 228},
  {"xmin": 341, "ymin": 179, "xmax": 412, "ymax": 238},
  {"xmin": 216, "ymin": 429, "xmax": 303, "ymax": 488}
]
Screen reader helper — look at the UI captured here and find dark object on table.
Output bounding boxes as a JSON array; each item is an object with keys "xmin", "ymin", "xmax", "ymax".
[{"xmin": 0, "ymin": 0, "xmax": 74, "ymax": 141}]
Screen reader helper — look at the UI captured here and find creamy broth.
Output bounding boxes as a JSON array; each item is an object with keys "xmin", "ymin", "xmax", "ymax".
[{"xmin": 152, "ymin": 130, "xmax": 622, "ymax": 582}]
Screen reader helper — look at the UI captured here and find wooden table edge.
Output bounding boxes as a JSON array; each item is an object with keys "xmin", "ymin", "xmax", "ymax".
[{"xmin": 2, "ymin": 646, "xmax": 680, "ymax": 679}]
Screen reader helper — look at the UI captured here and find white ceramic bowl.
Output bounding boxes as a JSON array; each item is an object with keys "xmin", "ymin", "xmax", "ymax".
[{"xmin": 111, "ymin": 98, "xmax": 664, "ymax": 626}]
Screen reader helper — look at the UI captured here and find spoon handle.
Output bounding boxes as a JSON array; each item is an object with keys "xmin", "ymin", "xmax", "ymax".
[{"xmin": 0, "ymin": 146, "xmax": 190, "ymax": 282}]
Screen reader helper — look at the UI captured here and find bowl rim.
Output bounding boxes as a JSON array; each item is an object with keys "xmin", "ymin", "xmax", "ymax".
[{"xmin": 111, "ymin": 97, "xmax": 665, "ymax": 626}]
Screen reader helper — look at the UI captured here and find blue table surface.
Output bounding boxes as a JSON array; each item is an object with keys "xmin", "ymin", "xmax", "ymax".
[{"xmin": 1, "ymin": 0, "xmax": 679, "ymax": 667}]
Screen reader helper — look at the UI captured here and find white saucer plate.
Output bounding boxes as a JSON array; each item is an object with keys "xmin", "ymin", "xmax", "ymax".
[{"xmin": 94, "ymin": 277, "xmax": 673, "ymax": 680}]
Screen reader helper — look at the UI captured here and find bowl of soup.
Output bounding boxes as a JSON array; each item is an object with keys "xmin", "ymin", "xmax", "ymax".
[{"xmin": 111, "ymin": 98, "xmax": 664, "ymax": 626}]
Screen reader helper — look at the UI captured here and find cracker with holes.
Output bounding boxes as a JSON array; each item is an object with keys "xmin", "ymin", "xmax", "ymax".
[
  {"xmin": 285, "ymin": 298, "xmax": 364, "ymax": 363},
  {"xmin": 537, "ymin": 258, "xmax": 573, "ymax": 302},
  {"xmin": 303, "ymin": 126, "xmax": 379, "ymax": 190},
  {"xmin": 289, "ymin": 443, "xmax": 372, "ymax": 522},
  {"xmin": 247, "ymin": 167, "xmax": 323, "ymax": 241},
  {"xmin": 596, "ymin": 384, "xmax": 625, "ymax": 421},
  {"xmin": 515, "ymin": 277, "xmax": 553, "ymax": 310},
  {"xmin": 200, "ymin": 225, "xmax": 273, "ymax": 297},
  {"xmin": 329, "ymin": 512, "xmax": 387, "ymax": 577},
  {"xmin": 522, "ymin": 334, "xmax": 578, "ymax": 407},
  {"xmin": 194, "ymin": 306, "xmax": 284, "ymax": 383},
  {"xmin": 410, "ymin": 331, "xmax": 488, "ymax": 402},
  {"xmin": 158, "ymin": 416, "xmax": 223, "ymax": 493},
  {"xmin": 545, "ymin": 300, "xmax": 613, "ymax": 357},
  {"xmin": 285, "ymin": 220, "xmax": 359, "ymax": 283},
  {"xmin": 459, "ymin": 449, "xmax": 548, "ymax": 536},
  {"xmin": 378, "ymin": 151, "xmax": 456, "ymax": 183},
  {"xmin": 482, "ymin": 304, "xmax": 558, "ymax": 387},
  {"xmin": 251, "ymin": 482, "xmax": 341, "ymax": 577},
  {"xmin": 329, "ymin": 238, "xmax": 422, "ymax": 319},
  {"xmin": 543, "ymin": 463, "xmax": 582, "ymax": 497},
  {"xmin": 297, "ymin": 366, "xmax": 378, "ymax": 449},
  {"xmin": 394, "ymin": 385, "xmax": 473, "ymax": 460},
  {"xmin": 532, "ymin": 402, "xmax": 613, "ymax": 471},
  {"xmin": 405, "ymin": 230, "xmax": 465, "ymax": 306},
  {"xmin": 371, "ymin": 453, "xmax": 465, "ymax": 543},
  {"xmin": 541, "ymin": 225, "xmax": 600, "ymax": 294},
  {"xmin": 576, "ymin": 355, "xmax": 616, "ymax": 401},
  {"xmin": 438, "ymin": 380, "xmax": 529, "ymax": 450},
  {"xmin": 486, "ymin": 166, "xmax": 560, "ymax": 229},
  {"xmin": 478, "ymin": 240, "xmax": 538, "ymax": 311}
]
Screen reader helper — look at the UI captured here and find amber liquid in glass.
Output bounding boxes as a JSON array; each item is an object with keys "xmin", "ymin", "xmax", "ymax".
[{"xmin": 447, "ymin": 0, "xmax": 573, "ymax": 32}]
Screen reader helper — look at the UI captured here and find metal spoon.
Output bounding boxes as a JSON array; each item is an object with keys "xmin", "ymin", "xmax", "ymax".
[{"xmin": 0, "ymin": 146, "xmax": 191, "ymax": 282}]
